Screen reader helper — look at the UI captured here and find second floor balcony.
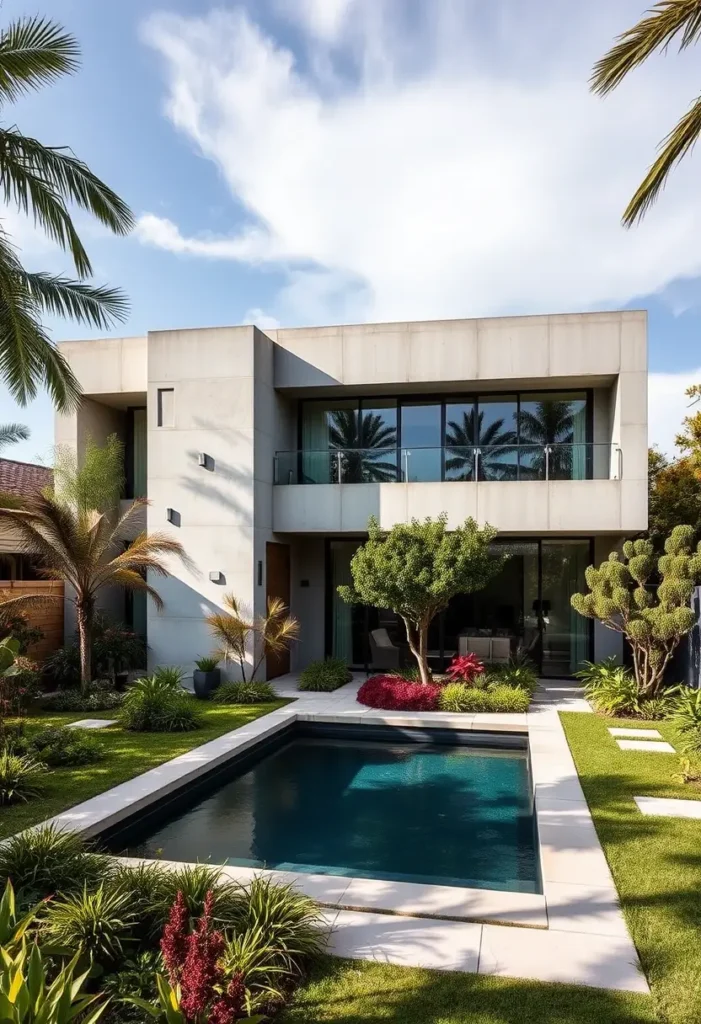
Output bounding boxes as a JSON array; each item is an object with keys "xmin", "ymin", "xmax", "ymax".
[{"xmin": 273, "ymin": 443, "xmax": 622, "ymax": 485}]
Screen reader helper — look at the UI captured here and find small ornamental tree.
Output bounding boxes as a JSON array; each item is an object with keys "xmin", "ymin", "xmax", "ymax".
[
  {"xmin": 571, "ymin": 525, "xmax": 701, "ymax": 697},
  {"xmin": 339, "ymin": 515, "xmax": 506, "ymax": 685}
]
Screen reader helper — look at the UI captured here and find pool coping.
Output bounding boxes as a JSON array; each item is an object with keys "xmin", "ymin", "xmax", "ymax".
[{"xmin": 15, "ymin": 677, "xmax": 648, "ymax": 994}]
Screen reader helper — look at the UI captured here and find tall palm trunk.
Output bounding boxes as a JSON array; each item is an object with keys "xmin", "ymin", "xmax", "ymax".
[{"xmin": 76, "ymin": 597, "xmax": 94, "ymax": 694}]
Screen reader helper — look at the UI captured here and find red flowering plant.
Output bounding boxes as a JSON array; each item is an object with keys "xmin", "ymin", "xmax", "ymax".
[
  {"xmin": 357, "ymin": 675, "xmax": 441, "ymax": 711},
  {"xmin": 445, "ymin": 653, "xmax": 485, "ymax": 685},
  {"xmin": 130, "ymin": 889, "xmax": 262, "ymax": 1024}
]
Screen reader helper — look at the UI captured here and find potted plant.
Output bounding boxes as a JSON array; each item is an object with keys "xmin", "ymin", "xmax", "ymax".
[{"xmin": 193, "ymin": 655, "xmax": 221, "ymax": 698}]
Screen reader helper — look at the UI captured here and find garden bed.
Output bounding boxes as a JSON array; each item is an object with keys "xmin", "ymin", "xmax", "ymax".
[{"xmin": 0, "ymin": 701, "xmax": 288, "ymax": 840}]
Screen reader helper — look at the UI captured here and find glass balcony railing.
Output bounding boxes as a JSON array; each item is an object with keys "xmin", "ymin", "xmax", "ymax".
[{"xmin": 273, "ymin": 444, "xmax": 623, "ymax": 484}]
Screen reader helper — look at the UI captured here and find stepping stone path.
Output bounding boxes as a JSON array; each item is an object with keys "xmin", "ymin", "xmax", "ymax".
[
  {"xmin": 635, "ymin": 796, "xmax": 701, "ymax": 819},
  {"xmin": 608, "ymin": 728, "xmax": 662, "ymax": 739},
  {"xmin": 66, "ymin": 719, "xmax": 118, "ymax": 730},
  {"xmin": 615, "ymin": 739, "xmax": 675, "ymax": 753}
]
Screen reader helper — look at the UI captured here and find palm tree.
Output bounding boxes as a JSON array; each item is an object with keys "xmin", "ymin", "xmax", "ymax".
[
  {"xmin": 591, "ymin": 1, "xmax": 701, "ymax": 225},
  {"xmin": 0, "ymin": 423, "xmax": 29, "ymax": 452},
  {"xmin": 328, "ymin": 408, "xmax": 398, "ymax": 482},
  {"xmin": 445, "ymin": 409, "xmax": 518, "ymax": 480},
  {"xmin": 205, "ymin": 593, "xmax": 299, "ymax": 681},
  {"xmin": 0, "ymin": 16, "xmax": 132, "ymax": 409},
  {"xmin": 519, "ymin": 401, "xmax": 577, "ymax": 479},
  {"xmin": 0, "ymin": 435, "xmax": 188, "ymax": 692}
]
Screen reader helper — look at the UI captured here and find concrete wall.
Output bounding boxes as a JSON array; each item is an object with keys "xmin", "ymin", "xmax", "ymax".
[
  {"xmin": 273, "ymin": 478, "xmax": 645, "ymax": 535},
  {"xmin": 269, "ymin": 310, "xmax": 645, "ymax": 391}
]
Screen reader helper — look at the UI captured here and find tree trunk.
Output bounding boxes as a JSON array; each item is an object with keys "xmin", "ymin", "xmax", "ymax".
[
  {"xmin": 402, "ymin": 617, "xmax": 432, "ymax": 685},
  {"xmin": 76, "ymin": 600, "xmax": 93, "ymax": 695}
]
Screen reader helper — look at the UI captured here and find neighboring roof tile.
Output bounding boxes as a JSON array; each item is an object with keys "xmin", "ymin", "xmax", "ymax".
[{"xmin": 0, "ymin": 458, "xmax": 52, "ymax": 496}]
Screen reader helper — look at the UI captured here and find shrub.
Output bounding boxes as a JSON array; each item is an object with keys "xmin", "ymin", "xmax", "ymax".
[
  {"xmin": 146, "ymin": 863, "xmax": 241, "ymax": 932},
  {"xmin": 44, "ymin": 883, "xmax": 137, "ymax": 969},
  {"xmin": 437, "ymin": 684, "xmax": 530, "ymax": 713},
  {"xmin": 299, "ymin": 658, "xmax": 350, "ymax": 692},
  {"xmin": 575, "ymin": 657, "xmax": 621, "ymax": 687},
  {"xmin": 152, "ymin": 665, "xmax": 185, "ymax": 688},
  {"xmin": 639, "ymin": 697, "xmax": 677, "ymax": 721},
  {"xmin": 0, "ymin": 825, "xmax": 103, "ymax": 901},
  {"xmin": 42, "ymin": 644, "xmax": 81, "ymax": 690},
  {"xmin": 106, "ymin": 862, "xmax": 167, "ymax": 943},
  {"xmin": 670, "ymin": 687, "xmax": 701, "ymax": 751},
  {"xmin": 194, "ymin": 655, "xmax": 219, "ymax": 672},
  {"xmin": 223, "ymin": 876, "xmax": 325, "ymax": 1012},
  {"xmin": 0, "ymin": 752, "xmax": 47, "ymax": 806},
  {"xmin": 0, "ymin": 609, "xmax": 44, "ymax": 655},
  {"xmin": 213, "ymin": 680, "xmax": 277, "ymax": 705},
  {"xmin": 357, "ymin": 675, "xmax": 441, "ymax": 711},
  {"xmin": 0, "ymin": 942, "xmax": 107, "ymax": 1022},
  {"xmin": 445, "ymin": 653, "xmax": 484, "ymax": 684},
  {"xmin": 121, "ymin": 675, "xmax": 201, "ymax": 732},
  {"xmin": 438, "ymin": 683, "xmax": 489, "ymax": 713},
  {"xmin": 486, "ymin": 684, "xmax": 531, "ymax": 713},
  {"xmin": 583, "ymin": 666, "xmax": 650, "ymax": 717},
  {"xmin": 102, "ymin": 950, "xmax": 161, "ymax": 1018},
  {"xmin": 29, "ymin": 726, "xmax": 104, "ymax": 767},
  {"xmin": 2, "ymin": 656, "xmax": 41, "ymax": 713},
  {"xmin": 487, "ymin": 660, "xmax": 539, "ymax": 694},
  {"xmin": 41, "ymin": 686, "xmax": 123, "ymax": 713}
]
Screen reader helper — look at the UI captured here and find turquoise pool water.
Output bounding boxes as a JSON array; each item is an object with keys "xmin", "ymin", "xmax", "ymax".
[{"xmin": 116, "ymin": 735, "xmax": 540, "ymax": 893}]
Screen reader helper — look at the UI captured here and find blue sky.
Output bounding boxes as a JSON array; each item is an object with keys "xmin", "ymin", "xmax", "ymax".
[{"xmin": 2, "ymin": 0, "xmax": 701, "ymax": 463}]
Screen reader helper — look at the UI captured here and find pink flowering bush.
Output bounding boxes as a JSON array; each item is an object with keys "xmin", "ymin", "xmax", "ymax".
[
  {"xmin": 357, "ymin": 675, "xmax": 441, "ymax": 711},
  {"xmin": 445, "ymin": 653, "xmax": 485, "ymax": 684}
]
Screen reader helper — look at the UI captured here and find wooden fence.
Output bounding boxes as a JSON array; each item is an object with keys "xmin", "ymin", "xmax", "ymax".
[{"xmin": 0, "ymin": 580, "xmax": 64, "ymax": 662}]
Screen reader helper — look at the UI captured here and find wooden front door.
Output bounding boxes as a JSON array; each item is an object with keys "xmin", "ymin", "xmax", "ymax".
[{"xmin": 266, "ymin": 541, "xmax": 291, "ymax": 679}]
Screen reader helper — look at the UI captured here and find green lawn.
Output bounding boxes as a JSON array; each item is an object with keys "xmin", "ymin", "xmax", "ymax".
[
  {"xmin": 0, "ymin": 700, "xmax": 288, "ymax": 839},
  {"xmin": 561, "ymin": 712, "xmax": 701, "ymax": 1024},
  {"xmin": 281, "ymin": 957, "xmax": 657, "ymax": 1023}
]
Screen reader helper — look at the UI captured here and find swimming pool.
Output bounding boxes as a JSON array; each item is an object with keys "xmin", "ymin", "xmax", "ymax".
[{"xmin": 104, "ymin": 724, "xmax": 540, "ymax": 894}]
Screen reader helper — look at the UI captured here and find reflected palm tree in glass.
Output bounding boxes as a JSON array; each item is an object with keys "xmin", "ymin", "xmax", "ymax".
[
  {"xmin": 518, "ymin": 401, "xmax": 575, "ymax": 479},
  {"xmin": 444, "ymin": 410, "xmax": 517, "ymax": 481},
  {"xmin": 329, "ymin": 409, "xmax": 398, "ymax": 482}
]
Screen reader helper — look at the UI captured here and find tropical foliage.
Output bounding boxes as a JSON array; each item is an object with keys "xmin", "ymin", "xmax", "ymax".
[
  {"xmin": 571, "ymin": 525, "xmax": 701, "ymax": 697},
  {"xmin": 298, "ymin": 658, "xmax": 351, "ymax": 692},
  {"xmin": 205, "ymin": 593, "xmax": 299, "ymax": 682},
  {"xmin": 212, "ymin": 681, "xmax": 277, "ymax": 705},
  {"xmin": 444, "ymin": 408, "xmax": 516, "ymax": 481},
  {"xmin": 340, "ymin": 514, "xmax": 506, "ymax": 684},
  {"xmin": 120, "ymin": 675, "xmax": 201, "ymax": 733},
  {"xmin": 591, "ymin": 0, "xmax": 701, "ymax": 225},
  {"xmin": 0, "ymin": 435, "xmax": 188, "ymax": 692},
  {"xmin": 328, "ymin": 408, "xmax": 397, "ymax": 482},
  {"xmin": 648, "ymin": 447, "xmax": 701, "ymax": 551},
  {"xmin": 670, "ymin": 686, "xmax": 701, "ymax": 750},
  {"xmin": 0, "ymin": 423, "xmax": 29, "ymax": 452},
  {"xmin": 0, "ymin": 15, "xmax": 132, "ymax": 409}
]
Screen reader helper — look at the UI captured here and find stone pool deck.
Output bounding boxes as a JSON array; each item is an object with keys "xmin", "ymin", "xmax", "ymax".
[{"xmin": 31, "ymin": 673, "xmax": 646, "ymax": 995}]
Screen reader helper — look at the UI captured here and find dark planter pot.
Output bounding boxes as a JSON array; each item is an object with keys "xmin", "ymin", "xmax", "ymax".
[
  {"xmin": 193, "ymin": 668, "xmax": 221, "ymax": 699},
  {"xmin": 115, "ymin": 671, "xmax": 130, "ymax": 692}
]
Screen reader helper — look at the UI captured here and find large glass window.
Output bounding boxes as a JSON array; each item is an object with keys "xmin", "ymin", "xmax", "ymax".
[
  {"xmin": 444, "ymin": 401, "xmax": 476, "ymax": 480},
  {"xmin": 519, "ymin": 392, "xmax": 588, "ymax": 480},
  {"xmin": 540, "ymin": 540, "xmax": 590, "ymax": 675},
  {"xmin": 401, "ymin": 402, "xmax": 441, "ymax": 481},
  {"xmin": 477, "ymin": 395, "xmax": 518, "ymax": 481},
  {"xmin": 301, "ymin": 399, "xmax": 357, "ymax": 483}
]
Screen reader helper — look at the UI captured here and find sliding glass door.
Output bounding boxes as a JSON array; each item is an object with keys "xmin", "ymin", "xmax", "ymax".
[{"xmin": 326, "ymin": 537, "xmax": 592, "ymax": 677}]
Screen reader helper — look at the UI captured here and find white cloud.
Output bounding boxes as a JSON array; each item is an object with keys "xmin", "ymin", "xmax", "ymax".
[
  {"xmin": 648, "ymin": 367, "xmax": 701, "ymax": 457},
  {"xmin": 241, "ymin": 306, "xmax": 281, "ymax": 329},
  {"xmin": 140, "ymin": 1, "xmax": 701, "ymax": 327}
]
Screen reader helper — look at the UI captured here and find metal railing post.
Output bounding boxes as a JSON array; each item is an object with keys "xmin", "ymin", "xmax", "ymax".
[
  {"xmin": 544, "ymin": 445, "xmax": 550, "ymax": 481},
  {"xmin": 474, "ymin": 448, "xmax": 480, "ymax": 481},
  {"xmin": 403, "ymin": 448, "xmax": 409, "ymax": 482},
  {"xmin": 616, "ymin": 445, "xmax": 622, "ymax": 480},
  {"xmin": 273, "ymin": 455, "xmax": 278, "ymax": 485},
  {"xmin": 336, "ymin": 450, "xmax": 342, "ymax": 484}
]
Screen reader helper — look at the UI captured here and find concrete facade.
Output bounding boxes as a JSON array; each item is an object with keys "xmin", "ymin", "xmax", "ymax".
[{"xmin": 55, "ymin": 310, "xmax": 647, "ymax": 677}]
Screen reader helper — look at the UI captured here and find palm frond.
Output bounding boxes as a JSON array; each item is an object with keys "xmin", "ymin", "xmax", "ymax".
[
  {"xmin": 0, "ymin": 17, "xmax": 79, "ymax": 102},
  {"xmin": 0, "ymin": 130, "xmax": 133, "ymax": 242},
  {"xmin": 622, "ymin": 92, "xmax": 701, "ymax": 224},
  {"xmin": 0, "ymin": 422, "xmax": 29, "ymax": 449},
  {"xmin": 591, "ymin": 0, "xmax": 701, "ymax": 96},
  {"xmin": 103, "ymin": 568, "xmax": 166, "ymax": 610},
  {"xmin": 20, "ymin": 271, "xmax": 128, "ymax": 329},
  {"xmin": 0, "ymin": 237, "xmax": 81, "ymax": 409}
]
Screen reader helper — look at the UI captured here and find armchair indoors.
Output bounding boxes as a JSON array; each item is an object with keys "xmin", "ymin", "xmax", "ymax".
[{"xmin": 369, "ymin": 628, "xmax": 409, "ymax": 671}]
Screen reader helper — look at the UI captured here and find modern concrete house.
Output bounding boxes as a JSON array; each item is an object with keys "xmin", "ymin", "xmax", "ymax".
[{"xmin": 55, "ymin": 310, "xmax": 648, "ymax": 679}]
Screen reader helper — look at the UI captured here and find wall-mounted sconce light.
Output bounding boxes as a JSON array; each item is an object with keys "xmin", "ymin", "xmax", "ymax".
[
  {"xmin": 166, "ymin": 508, "xmax": 176, "ymax": 523},
  {"xmin": 198, "ymin": 452, "xmax": 207, "ymax": 467},
  {"xmin": 257, "ymin": 560, "xmax": 263, "ymax": 586},
  {"xmin": 209, "ymin": 570, "xmax": 224, "ymax": 583}
]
